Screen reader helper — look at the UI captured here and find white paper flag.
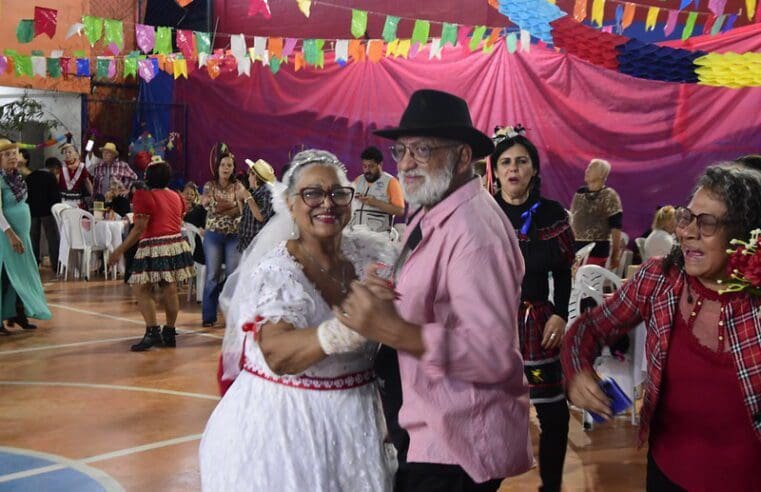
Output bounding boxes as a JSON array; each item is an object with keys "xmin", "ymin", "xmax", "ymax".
[
  {"xmin": 520, "ymin": 30, "xmax": 531, "ymax": 52},
  {"xmin": 429, "ymin": 38, "xmax": 443, "ymax": 59},
  {"xmin": 32, "ymin": 56, "xmax": 47, "ymax": 77},
  {"xmin": 253, "ymin": 36, "xmax": 267, "ymax": 61},
  {"xmin": 335, "ymin": 39, "xmax": 349, "ymax": 63},
  {"xmin": 66, "ymin": 23, "xmax": 84, "ymax": 39},
  {"xmin": 231, "ymin": 34, "xmax": 247, "ymax": 60},
  {"xmin": 237, "ymin": 56, "xmax": 251, "ymax": 76}
]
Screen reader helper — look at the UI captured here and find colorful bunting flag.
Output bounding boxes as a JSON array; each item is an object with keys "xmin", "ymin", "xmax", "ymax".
[
  {"xmin": 483, "ymin": 28, "xmax": 501, "ymax": 53},
  {"xmin": 138, "ymin": 58, "xmax": 155, "ymax": 82},
  {"xmin": 34, "ymin": 7, "xmax": 58, "ymax": 38},
  {"xmin": 124, "ymin": 56, "xmax": 138, "ymax": 78},
  {"xmin": 269, "ymin": 37, "xmax": 284, "ymax": 59},
  {"xmin": 32, "ymin": 56, "xmax": 46, "ymax": 77},
  {"xmin": 253, "ymin": 36, "xmax": 267, "ymax": 61},
  {"xmin": 385, "ymin": 39, "xmax": 399, "ymax": 58},
  {"xmin": 237, "ymin": 57, "xmax": 251, "ymax": 76},
  {"xmin": 591, "ymin": 0, "xmax": 606, "ymax": 27},
  {"xmin": 104, "ymin": 19, "xmax": 124, "ymax": 51},
  {"xmin": 231, "ymin": 34, "xmax": 247, "ymax": 60},
  {"xmin": 155, "ymin": 27, "xmax": 172, "ymax": 55},
  {"xmin": 248, "ymin": 0, "xmax": 272, "ymax": 18},
  {"xmin": 17, "ymin": 20, "xmax": 35, "ymax": 44},
  {"xmin": 722, "ymin": 13, "xmax": 737, "ymax": 31},
  {"xmin": 283, "ymin": 38, "xmax": 298, "ymax": 57},
  {"xmin": 469, "ymin": 26, "xmax": 486, "ymax": 51},
  {"xmin": 207, "ymin": 58, "xmax": 222, "ymax": 79},
  {"xmin": 176, "ymin": 30, "xmax": 196, "ymax": 58},
  {"xmin": 679, "ymin": 0, "xmax": 691, "ymax": 10},
  {"xmin": 708, "ymin": 0, "xmax": 727, "ymax": 16},
  {"xmin": 16, "ymin": 55, "xmax": 33, "ymax": 77},
  {"xmin": 411, "ymin": 20, "xmax": 431, "ymax": 46},
  {"xmin": 682, "ymin": 11, "xmax": 698, "ymax": 39},
  {"xmin": 96, "ymin": 57, "xmax": 111, "ymax": 79},
  {"xmin": 136, "ymin": 24, "xmax": 156, "ymax": 54},
  {"xmin": 46, "ymin": 57, "xmax": 61, "ymax": 78},
  {"xmin": 506, "ymin": 33, "xmax": 518, "ymax": 54},
  {"xmin": 614, "ymin": 5, "xmax": 624, "ymax": 29},
  {"xmin": 382, "ymin": 16, "xmax": 400, "ymax": 42},
  {"xmin": 441, "ymin": 23, "xmax": 458, "ymax": 47},
  {"xmin": 294, "ymin": 52, "xmax": 305, "ymax": 71},
  {"xmin": 710, "ymin": 14, "xmax": 726, "ymax": 34},
  {"xmin": 520, "ymin": 30, "xmax": 531, "ymax": 52},
  {"xmin": 665, "ymin": 10, "xmax": 679, "ymax": 36},
  {"xmin": 76, "ymin": 58, "xmax": 90, "ymax": 77},
  {"xmin": 297, "ymin": 0, "xmax": 312, "ymax": 17},
  {"xmin": 59, "ymin": 57, "xmax": 71, "ymax": 78},
  {"xmin": 645, "ymin": 7, "xmax": 660, "ymax": 31},
  {"xmin": 573, "ymin": 0, "xmax": 587, "ymax": 22},
  {"xmin": 351, "ymin": 10, "xmax": 368, "ymax": 38},
  {"xmin": 195, "ymin": 32, "xmax": 211, "ymax": 55},
  {"xmin": 348, "ymin": 39, "xmax": 365, "ymax": 62},
  {"xmin": 703, "ymin": 14, "xmax": 717, "ymax": 34},
  {"xmin": 368, "ymin": 40, "xmax": 384, "ymax": 63},
  {"xmin": 429, "ymin": 38, "xmax": 443, "ymax": 59},
  {"xmin": 335, "ymin": 39, "xmax": 349, "ymax": 64},
  {"xmin": 747, "ymin": 0, "xmax": 757, "ymax": 20},
  {"xmin": 457, "ymin": 26, "xmax": 470, "ymax": 48},
  {"xmin": 108, "ymin": 58, "xmax": 116, "ymax": 78},
  {"xmin": 270, "ymin": 56, "xmax": 281, "ymax": 74},
  {"xmin": 396, "ymin": 39, "xmax": 411, "ymax": 58},
  {"xmin": 622, "ymin": 3, "xmax": 636, "ymax": 29},
  {"xmin": 82, "ymin": 16, "xmax": 103, "ymax": 46}
]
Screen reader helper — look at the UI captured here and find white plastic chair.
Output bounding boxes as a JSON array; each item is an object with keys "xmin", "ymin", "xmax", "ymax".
[
  {"xmin": 635, "ymin": 237, "xmax": 647, "ymax": 262},
  {"xmin": 183, "ymin": 222, "xmax": 205, "ymax": 303},
  {"xmin": 60, "ymin": 208, "xmax": 110, "ymax": 281},
  {"xmin": 574, "ymin": 242, "xmax": 596, "ymax": 267},
  {"xmin": 51, "ymin": 203, "xmax": 74, "ymax": 277}
]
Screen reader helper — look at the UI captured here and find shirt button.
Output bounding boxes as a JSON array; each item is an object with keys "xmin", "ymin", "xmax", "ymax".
[
  {"xmin": 718, "ymin": 336, "xmax": 724, "ymax": 341},
  {"xmin": 719, "ymin": 321, "xmax": 724, "ymax": 326},
  {"xmin": 690, "ymin": 312, "xmax": 697, "ymax": 317}
]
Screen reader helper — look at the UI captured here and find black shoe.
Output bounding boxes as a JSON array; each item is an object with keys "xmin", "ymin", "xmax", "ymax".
[
  {"xmin": 161, "ymin": 326, "xmax": 176, "ymax": 347},
  {"xmin": 7, "ymin": 317, "xmax": 36, "ymax": 330},
  {"xmin": 131, "ymin": 326, "xmax": 163, "ymax": 352},
  {"xmin": 202, "ymin": 321, "xmax": 214, "ymax": 328}
]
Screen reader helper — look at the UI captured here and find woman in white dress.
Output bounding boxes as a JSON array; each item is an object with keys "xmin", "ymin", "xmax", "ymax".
[
  {"xmin": 199, "ymin": 150, "xmax": 397, "ymax": 491},
  {"xmin": 644, "ymin": 205, "xmax": 677, "ymax": 260}
]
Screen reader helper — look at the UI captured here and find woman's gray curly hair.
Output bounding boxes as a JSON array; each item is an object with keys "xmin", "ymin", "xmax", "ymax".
[{"xmin": 284, "ymin": 149, "xmax": 350, "ymax": 194}]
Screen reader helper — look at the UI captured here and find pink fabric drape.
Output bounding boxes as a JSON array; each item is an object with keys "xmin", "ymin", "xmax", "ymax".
[{"xmin": 174, "ymin": 23, "xmax": 761, "ymax": 237}]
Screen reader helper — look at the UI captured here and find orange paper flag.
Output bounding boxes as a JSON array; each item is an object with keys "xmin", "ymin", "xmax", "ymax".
[
  {"xmin": 294, "ymin": 52, "xmax": 305, "ymax": 71},
  {"xmin": 269, "ymin": 37, "xmax": 284, "ymax": 59},
  {"xmin": 573, "ymin": 0, "xmax": 587, "ymax": 21},
  {"xmin": 368, "ymin": 40, "xmax": 384, "ymax": 63},
  {"xmin": 622, "ymin": 3, "xmax": 636, "ymax": 29},
  {"xmin": 164, "ymin": 58, "xmax": 174, "ymax": 75},
  {"xmin": 484, "ymin": 28, "xmax": 501, "ymax": 48},
  {"xmin": 207, "ymin": 58, "xmax": 221, "ymax": 79},
  {"xmin": 348, "ymin": 40, "xmax": 365, "ymax": 62}
]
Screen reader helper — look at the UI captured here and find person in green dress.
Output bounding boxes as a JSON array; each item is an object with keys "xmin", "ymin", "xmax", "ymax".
[{"xmin": 0, "ymin": 138, "xmax": 51, "ymax": 334}]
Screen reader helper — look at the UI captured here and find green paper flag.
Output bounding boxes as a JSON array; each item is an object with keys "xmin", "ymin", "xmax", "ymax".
[
  {"xmin": 96, "ymin": 58, "xmax": 110, "ymax": 79},
  {"xmin": 382, "ymin": 16, "xmax": 400, "ymax": 42},
  {"xmin": 411, "ymin": 20, "xmax": 431, "ymax": 46},
  {"xmin": 710, "ymin": 14, "xmax": 726, "ymax": 35},
  {"xmin": 47, "ymin": 57, "xmax": 62, "ymax": 78},
  {"xmin": 682, "ymin": 11, "xmax": 698, "ymax": 40},
  {"xmin": 195, "ymin": 32, "xmax": 211, "ymax": 55},
  {"xmin": 155, "ymin": 27, "xmax": 172, "ymax": 55},
  {"xmin": 124, "ymin": 56, "xmax": 138, "ymax": 78},
  {"xmin": 270, "ymin": 57, "xmax": 281, "ymax": 74},
  {"xmin": 316, "ymin": 39, "xmax": 325, "ymax": 68},
  {"xmin": 15, "ymin": 55, "xmax": 33, "ymax": 77},
  {"xmin": 104, "ymin": 19, "xmax": 124, "ymax": 50},
  {"xmin": 469, "ymin": 26, "xmax": 487, "ymax": 51},
  {"xmin": 351, "ymin": 9, "xmax": 368, "ymax": 38},
  {"xmin": 16, "ymin": 20, "xmax": 34, "ymax": 43},
  {"xmin": 73, "ymin": 50, "xmax": 86, "ymax": 58},
  {"xmin": 506, "ymin": 33, "xmax": 518, "ymax": 53},
  {"xmin": 441, "ymin": 23, "xmax": 458, "ymax": 47},
  {"xmin": 303, "ymin": 39, "xmax": 317, "ymax": 65},
  {"xmin": 31, "ymin": 50, "xmax": 44, "ymax": 56},
  {"xmin": 83, "ymin": 16, "xmax": 103, "ymax": 46}
]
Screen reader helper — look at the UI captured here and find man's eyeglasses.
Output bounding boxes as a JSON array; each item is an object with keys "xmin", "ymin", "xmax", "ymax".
[
  {"xmin": 389, "ymin": 142, "xmax": 461, "ymax": 164},
  {"xmin": 675, "ymin": 206, "xmax": 731, "ymax": 237},
  {"xmin": 297, "ymin": 186, "xmax": 354, "ymax": 208}
]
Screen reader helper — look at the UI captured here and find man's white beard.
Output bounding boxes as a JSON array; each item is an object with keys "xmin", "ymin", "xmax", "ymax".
[{"xmin": 400, "ymin": 157, "xmax": 455, "ymax": 207}]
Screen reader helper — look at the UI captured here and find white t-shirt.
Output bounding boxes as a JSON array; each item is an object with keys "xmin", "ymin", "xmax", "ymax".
[{"xmin": 644, "ymin": 229, "xmax": 675, "ymax": 259}]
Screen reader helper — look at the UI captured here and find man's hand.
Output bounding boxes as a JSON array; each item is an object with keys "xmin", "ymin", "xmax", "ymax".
[
  {"xmin": 5, "ymin": 229, "xmax": 24, "ymax": 254},
  {"xmin": 335, "ymin": 281, "xmax": 400, "ymax": 339}
]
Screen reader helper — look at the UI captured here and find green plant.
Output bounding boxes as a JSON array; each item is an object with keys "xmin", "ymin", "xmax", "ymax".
[{"xmin": 0, "ymin": 95, "xmax": 60, "ymax": 136}]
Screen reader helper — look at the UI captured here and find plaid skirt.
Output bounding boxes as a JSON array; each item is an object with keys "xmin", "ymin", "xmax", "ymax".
[
  {"xmin": 128, "ymin": 234, "xmax": 195, "ymax": 285},
  {"xmin": 519, "ymin": 300, "xmax": 565, "ymax": 404}
]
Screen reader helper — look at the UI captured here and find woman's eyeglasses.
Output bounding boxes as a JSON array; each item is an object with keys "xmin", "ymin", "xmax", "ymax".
[
  {"xmin": 297, "ymin": 186, "xmax": 354, "ymax": 208},
  {"xmin": 675, "ymin": 206, "xmax": 730, "ymax": 237},
  {"xmin": 389, "ymin": 142, "xmax": 460, "ymax": 164}
]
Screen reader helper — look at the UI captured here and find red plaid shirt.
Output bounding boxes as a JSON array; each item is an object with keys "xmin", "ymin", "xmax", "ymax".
[{"xmin": 562, "ymin": 258, "xmax": 761, "ymax": 446}]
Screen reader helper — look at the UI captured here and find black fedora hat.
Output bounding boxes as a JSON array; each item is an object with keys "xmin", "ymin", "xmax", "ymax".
[{"xmin": 374, "ymin": 89, "xmax": 495, "ymax": 159}]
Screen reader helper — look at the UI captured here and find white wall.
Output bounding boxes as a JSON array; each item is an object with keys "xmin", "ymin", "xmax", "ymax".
[{"xmin": 0, "ymin": 86, "xmax": 82, "ymax": 167}]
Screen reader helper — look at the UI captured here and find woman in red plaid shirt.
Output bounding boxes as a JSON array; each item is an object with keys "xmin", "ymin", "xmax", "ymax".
[{"xmin": 563, "ymin": 165, "xmax": 761, "ymax": 491}]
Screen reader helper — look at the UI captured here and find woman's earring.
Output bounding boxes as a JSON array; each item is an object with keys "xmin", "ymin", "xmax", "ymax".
[{"xmin": 290, "ymin": 221, "xmax": 298, "ymax": 238}]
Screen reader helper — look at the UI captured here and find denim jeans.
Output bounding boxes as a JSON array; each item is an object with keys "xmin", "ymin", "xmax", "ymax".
[{"xmin": 202, "ymin": 230, "xmax": 241, "ymax": 323}]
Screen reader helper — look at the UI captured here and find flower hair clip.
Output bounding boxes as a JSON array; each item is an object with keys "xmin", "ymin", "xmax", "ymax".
[{"xmin": 492, "ymin": 124, "xmax": 527, "ymax": 144}]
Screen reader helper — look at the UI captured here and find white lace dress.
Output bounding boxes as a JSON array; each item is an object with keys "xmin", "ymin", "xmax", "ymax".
[{"xmin": 199, "ymin": 237, "xmax": 397, "ymax": 492}]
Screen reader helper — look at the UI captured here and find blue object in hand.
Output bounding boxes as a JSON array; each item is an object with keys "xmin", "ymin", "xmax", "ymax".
[{"xmin": 589, "ymin": 378, "xmax": 633, "ymax": 423}]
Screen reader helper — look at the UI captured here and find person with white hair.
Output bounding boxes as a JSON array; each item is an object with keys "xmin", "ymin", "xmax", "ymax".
[
  {"xmin": 570, "ymin": 158, "xmax": 623, "ymax": 269},
  {"xmin": 199, "ymin": 150, "xmax": 396, "ymax": 491}
]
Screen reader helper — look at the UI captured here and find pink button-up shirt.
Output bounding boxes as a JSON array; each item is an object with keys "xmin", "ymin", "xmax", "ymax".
[{"xmin": 396, "ymin": 178, "xmax": 532, "ymax": 483}]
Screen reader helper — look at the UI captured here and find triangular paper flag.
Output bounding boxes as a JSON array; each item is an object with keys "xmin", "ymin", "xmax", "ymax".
[
  {"xmin": 297, "ymin": 0, "xmax": 311, "ymax": 17},
  {"xmin": 104, "ymin": 19, "xmax": 124, "ymax": 51},
  {"xmin": 710, "ymin": 14, "xmax": 725, "ymax": 34},
  {"xmin": 483, "ymin": 28, "xmax": 501, "ymax": 53},
  {"xmin": 368, "ymin": 40, "xmax": 384, "ymax": 63},
  {"xmin": 351, "ymin": 9, "xmax": 368, "ymax": 38},
  {"xmin": 231, "ymin": 34, "xmax": 247, "ymax": 60},
  {"xmin": 520, "ymin": 30, "xmax": 531, "ymax": 52},
  {"xmin": 136, "ymin": 24, "xmax": 156, "ymax": 54},
  {"xmin": 665, "ymin": 10, "xmax": 679, "ymax": 36},
  {"xmin": 177, "ymin": 30, "xmax": 196, "ymax": 59},
  {"xmin": 429, "ymin": 38, "xmax": 443, "ymax": 59},
  {"xmin": 108, "ymin": 58, "xmax": 116, "ymax": 78},
  {"xmin": 66, "ymin": 23, "xmax": 84, "ymax": 39},
  {"xmin": 0, "ymin": 57, "xmax": 7, "ymax": 76},
  {"xmin": 82, "ymin": 16, "xmax": 103, "ymax": 46},
  {"xmin": 349, "ymin": 39, "xmax": 365, "ymax": 62},
  {"xmin": 253, "ymin": 36, "xmax": 267, "ymax": 61},
  {"xmin": 411, "ymin": 20, "xmax": 430, "ymax": 46},
  {"xmin": 294, "ymin": 52, "xmax": 305, "ymax": 71},
  {"xmin": 747, "ymin": 0, "xmax": 757, "ymax": 20},
  {"xmin": 96, "ymin": 58, "xmax": 110, "ymax": 79},
  {"xmin": 17, "ymin": 20, "xmax": 34, "ymax": 44},
  {"xmin": 646, "ymin": 7, "xmax": 660, "ymax": 31},
  {"xmin": 59, "ymin": 57, "xmax": 71, "ymax": 78},
  {"xmin": 248, "ymin": 0, "xmax": 272, "ymax": 18},
  {"xmin": 703, "ymin": 14, "xmax": 717, "ymax": 34},
  {"xmin": 573, "ymin": 0, "xmax": 587, "ymax": 22},
  {"xmin": 155, "ymin": 27, "xmax": 172, "ymax": 55},
  {"xmin": 16, "ymin": 56, "xmax": 34, "ymax": 77},
  {"xmin": 34, "ymin": 7, "xmax": 58, "ymax": 38},
  {"xmin": 441, "ymin": 23, "xmax": 457, "ymax": 47},
  {"xmin": 382, "ymin": 16, "xmax": 401, "ymax": 42},
  {"xmin": 615, "ymin": 5, "xmax": 624, "ymax": 27},
  {"xmin": 708, "ymin": 0, "xmax": 727, "ymax": 15},
  {"xmin": 195, "ymin": 32, "xmax": 211, "ymax": 54},
  {"xmin": 622, "ymin": 3, "xmax": 636, "ymax": 29},
  {"xmin": 47, "ymin": 57, "xmax": 61, "ymax": 78},
  {"xmin": 269, "ymin": 38, "xmax": 284, "ymax": 58},
  {"xmin": 721, "ymin": 13, "xmax": 737, "ymax": 31},
  {"xmin": 591, "ymin": 0, "xmax": 606, "ymax": 27},
  {"xmin": 682, "ymin": 11, "xmax": 698, "ymax": 39},
  {"xmin": 270, "ymin": 56, "xmax": 282, "ymax": 73},
  {"xmin": 396, "ymin": 39, "xmax": 411, "ymax": 58},
  {"xmin": 32, "ymin": 56, "xmax": 46, "ymax": 77},
  {"xmin": 198, "ymin": 53, "xmax": 208, "ymax": 68},
  {"xmin": 237, "ymin": 57, "xmax": 251, "ymax": 76},
  {"xmin": 283, "ymin": 38, "xmax": 297, "ymax": 57},
  {"xmin": 138, "ymin": 58, "xmax": 155, "ymax": 82},
  {"xmin": 469, "ymin": 26, "xmax": 486, "ymax": 51},
  {"xmin": 457, "ymin": 26, "xmax": 470, "ymax": 48},
  {"xmin": 409, "ymin": 42, "xmax": 421, "ymax": 59},
  {"xmin": 76, "ymin": 58, "xmax": 90, "ymax": 77},
  {"xmin": 386, "ymin": 39, "xmax": 399, "ymax": 58},
  {"xmin": 679, "ymin": 0, "xmax": 691, "ymax": 10},
  {"xmin": 335, "ymin": 39, "xmax": 349, "ymax": 64},
  {"xmin": 303, "ymin": 39, "xmax": 317, "ymax": 65}
]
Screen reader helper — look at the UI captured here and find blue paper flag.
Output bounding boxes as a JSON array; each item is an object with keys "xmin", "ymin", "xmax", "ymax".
[
  {"xmin": 722, "ymin": 13, "xmax": 737, "ymax": 32},
  {"xmin": 615, "ymin": 5, "xmax": 624, "ymax": 26},
  {"xmin": 497, "ymin": 0, "xmax": 564, "ymax": 43},
  {"xmin": 679, "ymin": 0, "xmax": 692, "ymax": 10},
  {"xmin": 76, "ymin": 58, "xmax": 90, "ymax": 77}
]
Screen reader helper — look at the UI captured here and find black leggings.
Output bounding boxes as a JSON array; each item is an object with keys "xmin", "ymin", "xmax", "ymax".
[{"xmin": 534, "ymin": 400, "xmax": 570, "ymax": 492}]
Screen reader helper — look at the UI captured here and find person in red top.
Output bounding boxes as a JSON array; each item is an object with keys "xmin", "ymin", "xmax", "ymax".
[
  {"xmin": 58, "ymin": 143, "xmax": 93, "ymax": 208},
  {"xmin": 563, "ymin": 165, "xmax": 761, "ymax": 491},
  {"xmin": 108, "ymin": 156, "xmax": 195, "ymax": 352}
]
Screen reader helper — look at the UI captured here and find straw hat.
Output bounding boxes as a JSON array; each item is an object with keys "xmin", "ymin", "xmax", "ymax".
[
  {"xmin": 0, "ymin": 138, "xmax": 19, "ymax": 153},
  {"xmin": 100, "ymin": 142, "xmax": 118, "ymax": 155},
  {"xmin": 60, "ymin": 142, "xmax": 77, "ymax": 154},
  {"xmin": 146, "ymin": 155, "xmax": 166, "ymax": 168},
  {"xmin": 245, "ymin": 158, "xmax": 276, "ymax": 183}
]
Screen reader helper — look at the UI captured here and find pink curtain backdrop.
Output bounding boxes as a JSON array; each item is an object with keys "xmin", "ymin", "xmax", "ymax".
[{"xmin": 173, "ymin": 23, "xmax": 761, "ymax": 237}]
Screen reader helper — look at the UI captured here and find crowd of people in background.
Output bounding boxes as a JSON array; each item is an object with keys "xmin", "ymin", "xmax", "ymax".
[{"xmin": 1, "ymin": 89, "xmax": 760, "ymax": 491}]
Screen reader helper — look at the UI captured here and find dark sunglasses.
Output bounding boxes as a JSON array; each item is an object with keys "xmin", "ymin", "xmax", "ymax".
[
  {"xmin": 297, "ymin": 186, "xmax": 354, "ymax": 208},
  {"xmin": 675, "ymin": 206, "xmax": 731, "ymax": 237}
]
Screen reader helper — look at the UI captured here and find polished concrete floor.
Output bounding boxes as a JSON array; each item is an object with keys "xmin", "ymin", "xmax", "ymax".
[{"xmin": 0, "ymin": 271, "xmax": 646, "ymax": 491}]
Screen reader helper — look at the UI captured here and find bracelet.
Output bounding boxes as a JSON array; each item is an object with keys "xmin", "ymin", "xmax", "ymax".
[{"xmin": 245, "ymin": 196, "xmax": 254, "ymax": 203}]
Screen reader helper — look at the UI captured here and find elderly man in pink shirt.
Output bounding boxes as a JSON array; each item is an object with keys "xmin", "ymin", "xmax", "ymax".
[{"xmin": 337, "ymin": 89, "xmax": 531, "ymax": 491}]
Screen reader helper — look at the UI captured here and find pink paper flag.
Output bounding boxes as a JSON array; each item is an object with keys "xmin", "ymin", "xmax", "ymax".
[
  {"xmin": 601, "ymin": 25, "xmax": 613, "ymax": 33},
  {"xmin": 283, "ymin": 38, "xmax": 298, "ymax": 57},
  {"xmin": 136, "ymin": 24, "xmax": 155, "ymax": 54},
  {"xmin": 456, "ymin": 26, "xmax": 470, "ymax": 47},
  {"xmin": 138, "ymin": 58, "xmax": 156, "ymax": 82},
  {"xmin": 708, "ymin": 0, "xmax": 727, "ymax": 15},
  {"xmin": 107, "ymin": 43, "xmax": 120, "ymax": 56},
  {"xmin": 409, "ymin": 42, "xmax": 420, "ymax": 58},
  {"xmin": 176, "ymin": 30, "xmax": 196, "ymax": 59},
  {"xmin": 108, "ymin": 58, "xmax": 116, "ymax": 78},
  {"xmin": 248, "ymin": 0, "xmax": 272, "ymax": 18},
  {"xmin": 664, "ymin": 10, "xmax": 679, "ymax": 36},
  {"xmin": 0, "ymin": 56, "xmax": 7, "ymax": 75}
]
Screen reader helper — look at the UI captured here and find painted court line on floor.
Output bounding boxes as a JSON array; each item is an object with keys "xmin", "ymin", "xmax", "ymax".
[{"xmin": 0, "ymin": 381, "xmax": 220, "ymax": 401}]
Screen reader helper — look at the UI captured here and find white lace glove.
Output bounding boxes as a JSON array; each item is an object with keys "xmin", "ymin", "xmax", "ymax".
[{"xmin": 317, "ymin": 318, "xmax": 366, "ymax": 355}]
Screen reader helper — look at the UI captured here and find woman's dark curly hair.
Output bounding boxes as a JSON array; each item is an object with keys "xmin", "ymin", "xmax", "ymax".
[
  {"xmin": 490, "ymin": 135, "xmax": 542, "ymax": 199},
  {"xmin": 663, "ymin": 164, "xmax": 761, "ymax": 273}
]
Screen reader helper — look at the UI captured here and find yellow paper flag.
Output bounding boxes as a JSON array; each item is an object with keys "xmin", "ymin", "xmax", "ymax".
[
  {"xmin": 746, "ymin": 0, "xmax": 757, "ymax": 20},
  {"xmin": 297, "ymin": 0, "xmax": 311, "ymax": 17},
  {"xmin": 174, "ymin": 59, "xmax": 188, "ymax": 79},
  {"xmin": 591, "ymin": 0, "xmax": 606, "ymax": 27},
  {"xmin": 645, "ymin": 7, "xmax": 660, "ymax": 31},
  {"xmin": 573, "ymin": 0, "xmax": 588, "ymax": 22},
  {"xmin": 621, "ymin": 3, "xmax": 636, "ymax": 29},
  {"xmin": 396, "ymin": 39, "xmax": 411, "ymax": 58},
  {"xmin": 386, "ymin": 39, "xmax": 399, "ymax": 58}
]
